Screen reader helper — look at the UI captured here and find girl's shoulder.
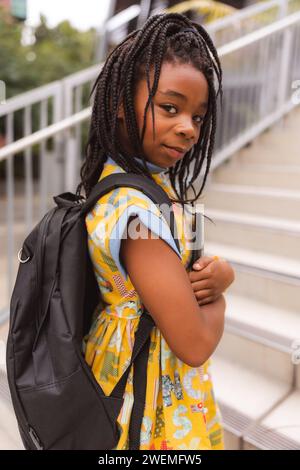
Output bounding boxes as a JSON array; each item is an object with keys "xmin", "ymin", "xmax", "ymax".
[
  {"xmin": 85, "ymin": 156, "xmax": 182, "ymax": 278},
  {"xmin": 93, "ymin": 155, "xmax": 164, "ymax": 216},
  {"xmin": 85, "ymin": 156, "xmax": 168, "ymax": 238}
]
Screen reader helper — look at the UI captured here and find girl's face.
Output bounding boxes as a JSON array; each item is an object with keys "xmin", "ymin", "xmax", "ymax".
[{"xmin": 117, "ymin": 61, "xmax": 209, "ymax": 169}]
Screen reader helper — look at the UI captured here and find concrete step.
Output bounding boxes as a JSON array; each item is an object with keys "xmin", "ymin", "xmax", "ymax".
[
  {"xmin": 224, "ymin": 292, "xmax": 300, "ymax": 356},
  {"xmin": 210, "ymin": 353, "xmax": 293, "ymax": 449},
  {"xmin": 259, "ymin": 107, "xmax": 300, "ymax": 137},
  {"xmin": 232, "ymin": 143, "xmax": 299, "ymax": 165},
  {"xmin": 212, "ymin": 162, "xmax": 300, "ymax": 189},
  {"xmin": 211, "ymin": 302, "xmax": 300, "ymax": 450},
  {"xmin": 212, "ymin": 315, "xmax": 299, "ymax": 449},
  {"xmin": 0, "ymin": 347, "xmax": 23, "ymax": 450},
  {"xmin": 206, "ymin": 242, "xmax": 300, "ymax": 312},
  {"xmin": 0, "ymin": 387, "xmax": 24, "ymax": 449},
  {"xmin": 0, "ymin": 409, "xmax": 23, "ymax": 449},
  {"xmin": 0, "ymin": 255, "xmax": 19, "ymax": 314},
  {"xmin": 202, "ymin": 183, "xmax": 300, "ymax": 221},
  {"xmin": 220, "ymin": 106, "xmax": 300, "ymax": 171},
  {"xmin": 205, "ymin": 209, "xmax": 300, "ymax": 259},
  {"xmin": 257, "ymin": 129, "xmax": 300, "ymax": 154},
  {"xmin": 212, "ymin": 292, "xmax": 300, "ymax": 449},
  {"xmin": 243, "ymin": 390, "xmax": 300, "ymax": 450}
]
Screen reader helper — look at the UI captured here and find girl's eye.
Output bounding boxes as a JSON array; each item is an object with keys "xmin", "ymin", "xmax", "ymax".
[
  {"xmin": 194, "ymin": 115, "xmax": 205, "ymax": 124},
  {"xmin": 161, "ymin": 104, "xmax": 177, "ymax": 114},
  {"xmin": 160, "ymin": 105, "xmax": 205, "ymax": 124}
]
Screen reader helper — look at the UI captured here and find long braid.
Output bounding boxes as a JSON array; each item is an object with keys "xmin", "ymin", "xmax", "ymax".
[{"xmin": 76, "ymin": 12, "xmax": 223, "ymax": 202}]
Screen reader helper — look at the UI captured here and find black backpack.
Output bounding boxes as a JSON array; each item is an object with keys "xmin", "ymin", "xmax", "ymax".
[{"xmin": 6, "ymin": 173, "xmax": 184, "ymax": 450}]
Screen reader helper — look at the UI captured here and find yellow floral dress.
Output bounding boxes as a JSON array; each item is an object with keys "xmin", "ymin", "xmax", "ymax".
[{"xmin": 83, "ymin": 155, "xmax": 224, "ymax": 450}]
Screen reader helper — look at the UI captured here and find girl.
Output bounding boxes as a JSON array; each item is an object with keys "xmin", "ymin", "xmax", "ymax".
[{"xmin": 77, "ymin": 12, "xmax": 234, "ymax": 450}]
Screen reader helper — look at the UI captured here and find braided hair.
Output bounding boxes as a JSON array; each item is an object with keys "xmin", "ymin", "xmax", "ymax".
[{"xmin": 76, "ymin": 12, "xmax": 223, "ymax": 204}]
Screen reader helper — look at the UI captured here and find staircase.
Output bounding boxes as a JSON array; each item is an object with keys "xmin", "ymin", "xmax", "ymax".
[
  {"xmin": 1, "ymin": 120, "xmax": 299, "ymax": 451},
  {"xmin": 0, "ymin": 325, "xmax": 23, "ymax": 449},
  {"xmin": 204, "ymin": 105, "xmax": 300, "ymax": 449}
]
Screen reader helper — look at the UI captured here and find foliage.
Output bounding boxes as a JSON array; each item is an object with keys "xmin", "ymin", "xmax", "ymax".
[
  {"xmin": 165, "ymin": 0, "xmax": 236, "ymax": 23},
  {"xmin": 0, "ymin": 8, "xmax": 97, "ymax": 98}
]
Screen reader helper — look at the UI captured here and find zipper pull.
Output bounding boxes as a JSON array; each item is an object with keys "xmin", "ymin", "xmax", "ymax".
[{"xmin": 29, "ymin": 426, "xmax": 44, "ymax": 450}]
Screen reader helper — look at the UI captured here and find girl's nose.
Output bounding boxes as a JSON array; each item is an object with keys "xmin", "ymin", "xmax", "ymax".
[{"xmin": 176, "ymin": 120, "xmax": 196, "ymax": 141}]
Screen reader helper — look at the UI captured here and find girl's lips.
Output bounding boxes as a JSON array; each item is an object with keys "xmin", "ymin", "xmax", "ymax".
[{"xmin": 163, "ymin": 145, "xmax": 185, "ymax": 159}]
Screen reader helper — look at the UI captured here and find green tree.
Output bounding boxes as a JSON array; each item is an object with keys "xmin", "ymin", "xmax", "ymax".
[
  {"xmin": 0, "ymin": 8, "xmax": 97, "ymax": 178},
  {"xmin": 0, "ymin": 9, "xmax": 97, "ymax": 98},
  {"xmin": 31, "ymin": 15, "xmax": 97, "ymax": 86}
]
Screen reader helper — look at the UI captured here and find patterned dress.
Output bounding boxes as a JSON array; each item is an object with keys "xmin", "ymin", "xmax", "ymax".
[{"xmin": 82, "ymin": 155, "xmax": 224, "ymax": 450}]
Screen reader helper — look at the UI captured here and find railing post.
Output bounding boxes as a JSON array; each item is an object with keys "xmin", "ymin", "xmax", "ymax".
[
  {"xmin": 63, "ymin": 80, "xmax": 77, "ymax": 193},
  {"xmin": 277, "ymin": 25, "xmax": 293, "ymax": 113},
  {"xmin": 278, "ymin": 0, "xmax": 288, "ymax": 18},
  {"xmin": 5, "ymin": 113, "xmax": 14, "ymax": 307},
  {"xmin": 96, "ymin": 27, "xmax": 109, "ymax": 64},
  {"xmin": 95, "ymin": 0, "xmax": 117, "ymax": 62},
  {"xmin": 52, "ymin": 84, "xmax": 65, "ymax": 195},
  {"xmin": 137, "ymin": 0, "xmax": 152, "ymax": 28}
]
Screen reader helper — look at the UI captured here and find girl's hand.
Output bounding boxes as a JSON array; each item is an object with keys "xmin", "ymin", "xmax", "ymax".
[{"xmin": 188, "ymin": 256, "xmax": 235, "ymax": 305}]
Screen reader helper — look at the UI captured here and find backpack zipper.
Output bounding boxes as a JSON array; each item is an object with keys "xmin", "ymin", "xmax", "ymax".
[
  {"xmin": 28, "ymin": 426, "xmax": 44, "ymax": 450},
  {"xmin": 7, "ymin": 335, "xmax": 41, "ymax": 449}
]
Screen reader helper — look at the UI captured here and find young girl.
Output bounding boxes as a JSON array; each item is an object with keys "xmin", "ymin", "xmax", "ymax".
[{"xmin": 77, "ymin": 12, "xmax": 234, "ymax": 450}]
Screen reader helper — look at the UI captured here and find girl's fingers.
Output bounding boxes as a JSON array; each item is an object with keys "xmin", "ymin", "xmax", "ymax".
[
  {"xmin": 192, "ymin": 255, "xmax": 214, "ymax": 271},
  {"xmin": 189, "ymin": 267, "xmax": 213, "ymax": 282},
  {"xmin": 192, "ymin": 255, "xmax": 220, "ymax": 271},
  {"xmin": 194, "ymin": 289, "xmax": 213, "ymax": 301},
  {"xmin": 198, "ymin": 296, "xmax": 214, "ymax": 306},
  {"xmin": 190, "ymin": 279, "xmax": 212, "ymax": 292}
]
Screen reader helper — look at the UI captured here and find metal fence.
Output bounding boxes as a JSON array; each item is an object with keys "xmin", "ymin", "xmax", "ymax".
[
  {"xmin": 206, "ymin": 0, "xmax": 300, "ymax": 47},
  {"xmin": 0, "ymin": 9, "xmax": 300, "ymax": 324},
  {"xmin": 97, "ymin": 0, "xmax": 300, "ymax": 59},
  {"xmin": 211, "ymin": 10, "xmax": 300, "ymax": 170}
]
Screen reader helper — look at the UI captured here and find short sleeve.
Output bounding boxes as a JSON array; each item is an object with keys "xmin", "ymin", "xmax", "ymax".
[{"xmin": 88, "ymin": 187, "xmax": 182, "ymax": 280}]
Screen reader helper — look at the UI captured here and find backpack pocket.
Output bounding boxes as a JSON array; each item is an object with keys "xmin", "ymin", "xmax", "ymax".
[{"xmin": 18, "ymin": 366, "xmax": 123, "ymax": 450}]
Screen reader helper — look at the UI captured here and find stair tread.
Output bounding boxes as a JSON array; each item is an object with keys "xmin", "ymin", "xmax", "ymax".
[
  {"xmin": 224, "ymin": 292, "xmax": 300, "ymax": 346},
  {"xmin": 225, "ymin": 163, "xmax": 300, "ymax": 172},
  {"xmin": 206, "ymin": 208, "xmax": 300, "ymax": 232},
  {"xmin": 206, "ymin": 183, "xmax": 300, "ymax": 199},
  {"xmin": 0, "ymin": 399, "xmax": 23, "ymax": 450},
  {"xmin": 206, "ymin": 241, "xmax": 300, "ymax": 278},
  {"xmin": 257, "ymin": 390, "xmax": 300, "ymax": 444},
  {"xmin": 210, "ymin": 355, "xmax": 291, "ymax": 421}
]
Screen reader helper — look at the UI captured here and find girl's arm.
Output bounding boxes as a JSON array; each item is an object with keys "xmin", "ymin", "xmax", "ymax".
[
  {"xmin": 188, "ymin": 256, "xmax": 235, "ymax": 305},
  {"xmin": 120, "ymin": 222, "xmax": 225, "ymax": 368}
]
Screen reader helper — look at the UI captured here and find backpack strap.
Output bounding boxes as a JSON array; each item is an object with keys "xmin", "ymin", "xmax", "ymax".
[
  {"xmin": 128, "ymin": 314, "xmax": 153, "ymax": 450},
  {"xmin": 112, "ymin": 311, "xmax": 155, "ymax": 450}
]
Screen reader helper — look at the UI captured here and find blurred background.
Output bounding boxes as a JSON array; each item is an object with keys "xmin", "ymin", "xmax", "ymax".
[{"xmin": 0, "ymin": 0, "xmax": 300, "ymax": 450}]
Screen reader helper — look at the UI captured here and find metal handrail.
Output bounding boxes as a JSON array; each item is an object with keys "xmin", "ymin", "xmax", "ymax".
[
  {"xmin": 1, "ymin": 11, "xmax": 299, "ymax": 162},
  {"xmin": 0, "ymin": 81, "xmax": 61, "ymax": 117},
  {"xmin": 0, "ymin": 9, "xmax": 300, "ymax": 324},
  {"xmin": 97, "ymin": 1, "xmax": 297, "ymax": 60},
  {"xmin": 206, "ymin": 0, "xmax": 288, "ymax": 34},
  {"xmin": 218, "ymin": 8, "xmax": 300, "ymax": 55},
  {"xmin": 0, "ymin": 108, "xmax": 92, "ymax": 162}
]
